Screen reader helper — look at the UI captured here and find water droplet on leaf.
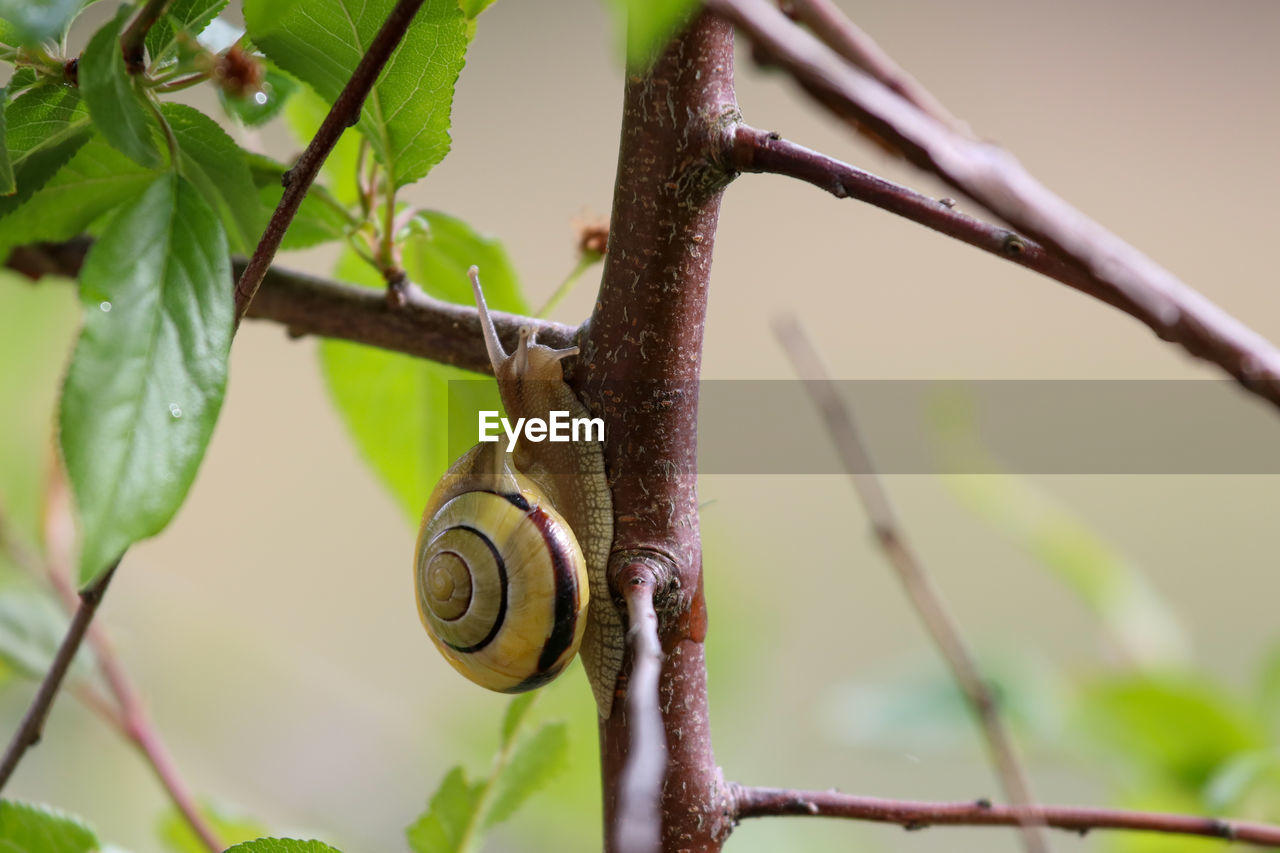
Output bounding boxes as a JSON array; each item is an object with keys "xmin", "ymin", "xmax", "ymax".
[
  {"xmin": 99, "ymin": 301, "xmax": 111, "ymax": 312},
  {"xmin": 169, "ymin": 404, "xmax": 182, "ymax": 418}
]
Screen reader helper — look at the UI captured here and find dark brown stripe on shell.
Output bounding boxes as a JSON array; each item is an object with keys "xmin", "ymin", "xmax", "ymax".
[
  {"xmin": 444, "ymin": 525, "xmax": 508, "ymax": 654},
  {"xmin": 523, "ymin": 504, "xmax": 581, "ymax": 674}
]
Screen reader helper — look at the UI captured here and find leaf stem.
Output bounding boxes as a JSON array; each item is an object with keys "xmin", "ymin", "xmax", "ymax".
[
  {"xmin": 535, "ymin": 253, "xmax": 600, "ymax": 318},
  {"xmin": 153, "ymin": 72, "xmax": 210, "ymax": 93},
  {"xmin": 456, "ymin": 694, "xmax": 541, "ymax": 853}
]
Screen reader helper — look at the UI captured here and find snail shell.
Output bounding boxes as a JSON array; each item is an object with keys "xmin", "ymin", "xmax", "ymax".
[
  {"xmin": 416, "ymin": 452, "xmax": 588, "ymax": 691},
  {"xmin": 414, "ymin": 269, "xmax": 622, "ymax": 714}
]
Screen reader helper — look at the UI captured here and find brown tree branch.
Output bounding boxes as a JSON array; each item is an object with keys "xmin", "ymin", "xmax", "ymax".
[
  {"xmin": 578, "ymin": 11, "xmax": 738, "ymax": 852},
  {"xmin": 120, "ymin": 0, "xmax": 173, "ymax": 71},
  {"xmin": 0, "ymin": 559, "xmax": 119, "ymax": 791},
  {"xmin": 730, "ymin": 785, "xmax": 1280, "ymax": 846},
  {"xmin": 785, "ymin": 0, "xmax": 970, "ymax": 137},
  {"xmin": 233, "ymin": 0, "xmax": 426, "ymax": 325},
  {"xmin": 614, "ymin": 566, "xmax": 667, "ymax": 853},
  {"xmin": 4, "ymin": 242, "xmax": 576, "ymax": 375},
  {"xmin": 710, "ymin": 0, "xmax": 1280, "ymax": 413},
  {"xmin": 774, "ymin": 316, "xmax": 1047, "ymax": 853},
  {"xmin": 732, "ymin": 126, "xmax": 1136, "ymax": 316}
]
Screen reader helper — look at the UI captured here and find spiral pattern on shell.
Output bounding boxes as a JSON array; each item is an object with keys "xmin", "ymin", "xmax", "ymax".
[{"xmin": 415, "ymin": 489, "xmax": 589, "ymax": 693}]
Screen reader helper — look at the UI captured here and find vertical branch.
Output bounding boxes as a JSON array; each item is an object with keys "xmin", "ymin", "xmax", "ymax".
[
  {"xmin": 574, "ymin": 12, "xmax": 739, "ymax": 853},
  {"xmin": 614, "ymin": 565, "xmax": 667, "ymax": 853},
  {"xmin": 774, "ymin": 317, "xmax": 1048, "ymax": 853}
]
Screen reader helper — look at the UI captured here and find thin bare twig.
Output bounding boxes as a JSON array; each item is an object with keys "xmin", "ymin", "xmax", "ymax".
[
  {"xmin": 785, "ymin": 0, "xmax": 970, "ymax": 137},
  {"xmin": 712, "ymin": 0, "xmax": 1280, "ymax": 413},
  {"xmin": 615, "ymin": 566, "xmax": 667, "ymax": 853},
  {"xmin": 732, "ymin": 126, "xmax": 1135, "ymax": 316},
  {"xmin": 0, "ymin": 559, "xmax": 119, "ymax": 791},
  {"xmin": 774, "ymin": 316, "xmax": 1047, "ymax": 853},
  {"xmin": 233, "ymin": 0, "xmax": 427, "ymax": 324},
  {"xmin": 731, "ymin": 785, "xmax": 1280, "ymax": 846},
  {"xmin": 42, "ymin": 474, "xmax": 224, "ymax": 853}
]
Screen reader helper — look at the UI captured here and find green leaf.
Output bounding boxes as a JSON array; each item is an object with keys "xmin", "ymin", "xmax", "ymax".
[
  {"xmin": 1202, "ymin": 750, "xmax": 1280, "ymax": 813},
  {"xmin": 245, "ymin": 0, "xmax": 469, "ymax": 188},
  {"xmin": 606, "ymin": 0, "xmax": 699, "ymax": 69},
  {"xmin": 223, "ymin": 841, "xmax": 342, "ymax": 853},
  {"xmin": 458, "ymin": 0, "xmax": 496, "ymax": 17},
  {"xmin": 0, "ymin": 88, "xmax": 13, "ymax": 195},
  {"xmin": 319, "ymin": 215, "xmax": 525, "ymax": 519},
  {"xmin": 499, "ymin": 693, "xmax": 538, "ymax": 748},
  {"xmin": 932, "ymin": 394, "xmax": 1188, "ymax": 668},
  {"xmin": 402, "ymin": 211, "xmax": 522, "ymax": 306},
  {"xmin": 158, "ymin": 801, "xmax": 269, "ymax": 853},
  {"xmin": 145, "ymin": 0, "xmax": 229, "ymax": 64},
  {"xmin": 59, "ymin": 175, "xmax": 233, "ymax": 584},
  {"xmin": 0, "ymin": 84, "xmax": 93, "ymax": 216},
  {"xmin": 246, "ymin": 153, "xmax": 348, "ymax": 251},
  {"xmin": 4, "ymin": 69, "xmax": 39, "ymax": 98},
  {"xmin": 1073, "ymin": 675, "xmax": 1265, "ymax": 789},
  {"xmin": 162, "ymin": 102, "xmax": 263, "ymax": 253},
  {"xmin": 0, "ymin": 800, "xmax": 98, "ymax": 853},
  {"xmin": 821, "ymin": 654, "xmax": 1064, "ymax": 751},
  {"xmin": 81, "ymin": 7, "xmax": 161, "ymax": 168},
  {"xmin": 219, "ymin": 64, "xmax": 298, "ymax": 127},
  {"xmin": 0, "ymin": 0, "xmax": 85, "ymax": 45},
  {"xmin": 406, "ymin": 766, "xmax": 482, "ymax": 853},
  {"xmin": 482, "ymin": 721, "xmax": 569, "ymax": 828},
  {"xmin": 0, "ymin": 133, "xmax": 154, "ymax": 260},
  {"xmin": 0, "ymin": 584, "xmax": 88, "ymax": 680}
]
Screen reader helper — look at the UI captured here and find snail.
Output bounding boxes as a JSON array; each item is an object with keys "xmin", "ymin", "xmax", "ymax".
[{"xmin": 414, "ymin": 268, "xmax": 623, "ymax": 717}]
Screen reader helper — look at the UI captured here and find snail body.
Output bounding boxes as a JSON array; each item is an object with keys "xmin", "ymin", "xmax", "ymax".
[{"xmin": 414, "ymin": 270, "xmax": 622, "ymax": 715}]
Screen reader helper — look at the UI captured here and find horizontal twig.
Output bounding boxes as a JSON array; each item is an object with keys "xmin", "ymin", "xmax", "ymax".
[
  {"xmin": 730, "ymin": 785, "xmax": 1280, "ymax": 846},
  {"xmin": 3, "ymin": 240, "xmax": 578, "ymax": 375},
  {"xmin": 712, "ymin": 0, "xmax": 1280, "ymax": 413},
  {"xmin": 733, "ymin": 126, "xmax": 1135, "ymax": 316}
]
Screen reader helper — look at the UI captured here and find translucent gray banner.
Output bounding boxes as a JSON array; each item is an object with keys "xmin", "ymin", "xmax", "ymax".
[{"xmin": 445, "ymin": 380, "xmax": 1280, "ymax": 474}]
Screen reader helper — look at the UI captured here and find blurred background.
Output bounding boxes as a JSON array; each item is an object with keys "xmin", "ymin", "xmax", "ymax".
[{"xmin": 2, "ymin": 0, "xmax": 1280, "ymax": 851}]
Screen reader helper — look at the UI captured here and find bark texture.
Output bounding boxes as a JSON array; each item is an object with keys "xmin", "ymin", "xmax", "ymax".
[{"xmin": 569, "ymin": 12, "xmax": 739, "ymax": 853}]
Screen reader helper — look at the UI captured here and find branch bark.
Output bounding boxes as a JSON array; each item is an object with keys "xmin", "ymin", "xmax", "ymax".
[
  {"xmin": 574, "ymin": 12, "xmax": 739, "ymax": 852},
  {"xmin": 614, "ymin": 567, "xmax": 667, "ymax": 853},
  {"xmin": 732, "ymin": 127, "xmax": 1137, "ymax": 316},
  {"xmin": 731, "ymin": 785, "xmax": 1280, "ymax": 846},
  {"xmin": 710, "ymin": 0, "xmax": 1280, "ymax": 413},
  {"xmin": 5, "ymin": 242, "xmax": 576, "ymax": 375}
]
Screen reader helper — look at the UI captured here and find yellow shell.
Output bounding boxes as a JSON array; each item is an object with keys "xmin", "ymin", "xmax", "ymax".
[{"xmin": 415, "ymin": 487, "xmax": 589, "ymax": 692}]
